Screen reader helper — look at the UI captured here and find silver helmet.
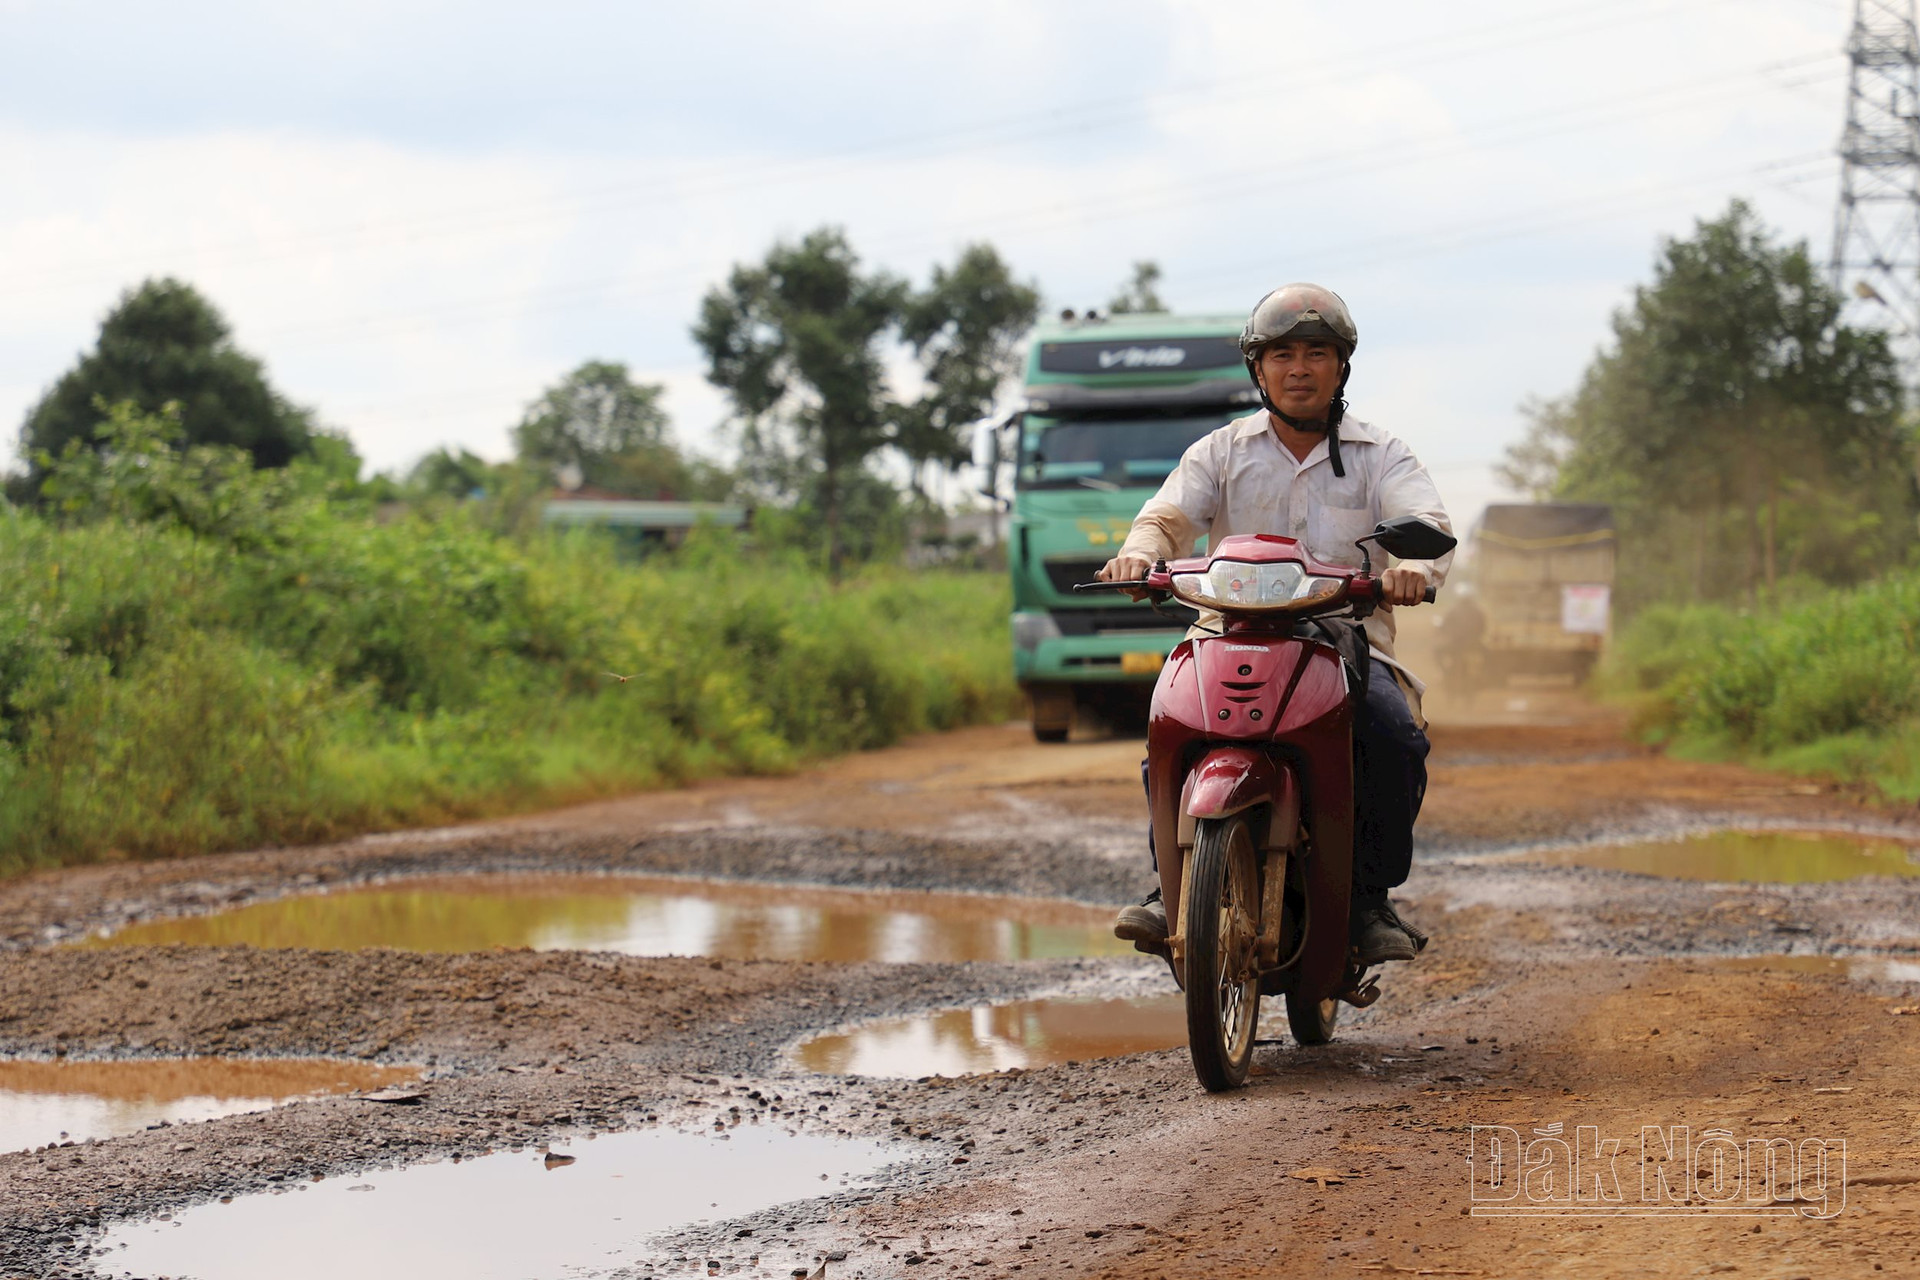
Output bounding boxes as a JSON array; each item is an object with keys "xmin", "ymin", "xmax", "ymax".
[{"xmin": 1239, "ymin": 283, "xmax": 1358, "ymax": 361}]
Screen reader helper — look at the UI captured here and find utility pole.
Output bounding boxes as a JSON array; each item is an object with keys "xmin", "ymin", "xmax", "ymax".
[{"xmin": 1830, "ymin": 0, "xmax": 1920, "ymax": 373}]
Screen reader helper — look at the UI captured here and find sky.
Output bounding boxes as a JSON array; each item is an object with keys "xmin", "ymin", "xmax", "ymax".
[{"xmin": 0, "ymin": 0, "xmax": 1857, "ymax": 529}]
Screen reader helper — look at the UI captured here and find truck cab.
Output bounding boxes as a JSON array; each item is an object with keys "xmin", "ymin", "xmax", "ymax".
[{"xmin": 992, "ymin": 314, "xmax": 1260, "ymax": 740}]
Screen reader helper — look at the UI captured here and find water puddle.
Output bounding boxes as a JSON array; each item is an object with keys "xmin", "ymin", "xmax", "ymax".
[
  {"xmin": 793, "ymin": 995, "xmax": 1188, "ymax": 1078},
  {"xmin": 80, "ymin": 874, "xmax": 1135, "ymax": 963},
  {"xmin": 96, "ymin": 1127, "xmax": 893, "ymax": 1280},
  {"xmin": 1500, "ymin": 830, "xmax": 1920, "ymax": 883},
  {"xmin": 0, "ymin": 1058, "xmax": 417, "ymax": 1154},
  {"xmin": 1715, "ymin": 954, "xmax": 1920, "ymax": 983}
]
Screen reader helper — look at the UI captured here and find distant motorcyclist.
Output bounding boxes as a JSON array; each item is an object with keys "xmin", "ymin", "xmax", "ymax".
[{"xmin": 1095, "ymin": 283, "xmax": 1453, "ymax": 964}]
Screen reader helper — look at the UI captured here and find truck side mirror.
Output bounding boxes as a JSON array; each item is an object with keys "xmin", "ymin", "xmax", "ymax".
[{"xmin": 973, "ymin": 414, "xmax": 1019, "ymax": 500}]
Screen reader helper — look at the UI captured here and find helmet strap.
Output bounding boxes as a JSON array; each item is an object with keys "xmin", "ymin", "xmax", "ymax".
[{"xmin": 1246, "ymin": 359, "xmax": 1352, "ymax": 478}]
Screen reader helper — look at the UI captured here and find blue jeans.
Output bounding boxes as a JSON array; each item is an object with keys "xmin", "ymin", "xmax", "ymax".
[{"xmin": 1351, "ymin": 657, "xmax": 1429, "ymax": 906}]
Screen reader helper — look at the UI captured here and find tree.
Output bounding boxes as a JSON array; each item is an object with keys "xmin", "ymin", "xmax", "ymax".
[
  {"xmin": 509, "ymin": 360, "xmax": 732, "ymax": 502},
  {"xmin": 1499, "ymin": 200, "xmax": 1912, "ymax": 607},
  {"xmin": 693, "ymin": 228, "xmax": 908, "ymax": 572},
  {"xmin": 1108, "ymin": 260, "xmax": 1167, "ymax": 314},
  {"xmin": 897, "ymin": 243, "xmax": 1041, "ymax": 491},
  {"xmin": 511, "ymin": 361, "xmax": 669, "ymax": 489},
  {"xmin": 35, "ymin": 401, "xmax": 308, "ymax": 550},
  {"xmin": 19, "ymin": 278, "xmax": 320, "ymax": 482},
  {"xmin": 408, "ymin": 446, "xmax": 499, "ymax": 502}
]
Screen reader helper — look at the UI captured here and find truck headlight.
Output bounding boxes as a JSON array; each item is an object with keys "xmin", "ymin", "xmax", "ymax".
[{"xmin": 1012, "ymin": 612, "xmax": 1063, "ymax": 651}]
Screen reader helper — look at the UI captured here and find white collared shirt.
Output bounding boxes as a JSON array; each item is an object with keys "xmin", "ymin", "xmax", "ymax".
[{"xmin": 1117, "ymin": 409, "xmax": 1453, "ymax": 685}]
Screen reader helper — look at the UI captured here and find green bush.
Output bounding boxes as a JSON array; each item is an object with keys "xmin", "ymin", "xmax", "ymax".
[
  {"xmin": 0, "ymin": 462, "xmax": 1016, "ymax": 875},
  {"xmin": 1608, "ymin": 568, "xmax": 1920, "ymax": 794}
]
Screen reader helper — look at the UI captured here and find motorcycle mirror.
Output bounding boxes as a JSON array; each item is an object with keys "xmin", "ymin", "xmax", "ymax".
[{"xmin": 1360, "ymin": 515, "xmax": 1457, "ymax": 563}]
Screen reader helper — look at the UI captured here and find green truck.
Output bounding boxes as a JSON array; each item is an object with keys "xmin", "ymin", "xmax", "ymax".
[{"xmin": 981, "ymin": 313, "xmax": 1260, "ymax": 741}]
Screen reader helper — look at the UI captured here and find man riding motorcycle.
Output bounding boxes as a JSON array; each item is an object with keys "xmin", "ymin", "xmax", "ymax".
[{"xmin": 1094, "ymin": 283, "xmax": 1452, "ymax": 965}]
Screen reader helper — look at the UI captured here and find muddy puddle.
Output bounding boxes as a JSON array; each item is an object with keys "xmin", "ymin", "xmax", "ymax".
[
  {"xmin": 794, "ymin": 994, "xmax": 1188, "ymax": 1078},
  {"xmin": 80, "ymin": 874, "xmax": 1134, "ymax": 963},
  {"xmin": 0, "ymin": 1058, "xmax": 417, "ymax": 1154},
  {"xmin": 96, "ymin": 1126, "xmax": 894, "ymax": 1280},
  {"xmin": 1493, "ymin": 829, "xmax": 1920, "ymax": 883},
  {"xmin": 1715, "ymin": 954, "xmax": 1920, "ymax": 983}
]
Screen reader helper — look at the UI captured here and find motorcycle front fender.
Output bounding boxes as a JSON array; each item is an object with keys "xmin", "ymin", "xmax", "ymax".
[
  {"xmin": 1178, "ymin": 748, "xmax": 1299, "ymax": 850},
  {"xmin": 1184, "ymin": 746, "xmax": 1275, "ymax": 817}
]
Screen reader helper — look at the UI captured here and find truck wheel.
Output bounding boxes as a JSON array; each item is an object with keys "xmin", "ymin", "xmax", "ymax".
[{"xmin": 1027, "ymin": 685, "xmax": 1073, "ymax": 743}]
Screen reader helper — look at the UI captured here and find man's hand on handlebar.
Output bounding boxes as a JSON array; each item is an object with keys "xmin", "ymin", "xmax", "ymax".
[
  {"xmin": 1096, "ymin": 552, "xmax": 1155, "ymax": 601},
  {"xmin": 1378, "ymin": 567, "xmax": 1431, "ymax": 607}
]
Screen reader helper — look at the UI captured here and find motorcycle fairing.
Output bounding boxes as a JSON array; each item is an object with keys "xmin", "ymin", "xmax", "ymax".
[
  {"xmin": 1147, "ymin": 633, "xmax": 1356, "ymax": 997},
  {"xmin": 1192, "ymin": 635, "xmax": 1305, "ymax": 736}
]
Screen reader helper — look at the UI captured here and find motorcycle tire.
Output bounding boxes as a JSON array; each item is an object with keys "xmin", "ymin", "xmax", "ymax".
[
  {"xmin": 1184, "ymin": 814, "xmax": 1262, "ymax": 1092},
  {"xmin": 1284, "ymin": 989, "xmax": 1339, "ymax": 1045}
]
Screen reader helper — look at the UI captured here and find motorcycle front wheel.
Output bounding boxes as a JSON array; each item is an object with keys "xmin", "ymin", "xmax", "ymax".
[{"xmin": 1184, "ymin": 815, "xmax": 1262, "ymax": 1091}]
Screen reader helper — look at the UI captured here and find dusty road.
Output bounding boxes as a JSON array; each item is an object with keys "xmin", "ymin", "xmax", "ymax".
[{"xmin": 5, "ymin": 692, "xmax": 1920, "ymax": 1279}]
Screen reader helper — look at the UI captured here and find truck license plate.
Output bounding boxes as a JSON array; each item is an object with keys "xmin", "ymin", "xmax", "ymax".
[{"xmin": 1121, "ymin": 651, "xmax": 1166, "ymax": 675}]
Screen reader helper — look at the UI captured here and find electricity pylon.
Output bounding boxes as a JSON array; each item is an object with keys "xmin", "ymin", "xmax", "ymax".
[{"xmin": 1830, "ymin": 0, "xmax": 1920, "ymax": 371}]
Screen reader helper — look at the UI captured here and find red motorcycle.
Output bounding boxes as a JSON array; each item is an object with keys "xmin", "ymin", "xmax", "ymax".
[{"xmin": 1078, "ymin": 516, "xmax": 1455, "ymax": 1091}]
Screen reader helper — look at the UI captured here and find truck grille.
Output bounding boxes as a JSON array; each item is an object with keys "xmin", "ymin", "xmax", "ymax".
[
  {"xmin": 1053, "ymin": 605, "xmax": 1197, "ymax": 635},
  {"xmin": 1042, "ymin": 558, "xmax": 1110, "ymax": 595}
]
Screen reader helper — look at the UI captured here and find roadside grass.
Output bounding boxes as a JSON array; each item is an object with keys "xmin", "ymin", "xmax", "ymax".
[
  {"xmin": 0, "ymin": 508, "xmax": 1017, "ymax": 876},
  {"xmin": 1601, "ymin": 571, "xmax": 1920, "ymax": 801}
]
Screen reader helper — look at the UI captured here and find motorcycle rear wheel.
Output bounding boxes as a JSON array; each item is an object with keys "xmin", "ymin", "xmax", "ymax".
[
  {"xmin": 1284, "ymin": 989, "xmax": 1340, "ymax": 1045},
  {"xmin": 1184, "ymin": 815, "xmax": 1262, "ymax": 1091}
]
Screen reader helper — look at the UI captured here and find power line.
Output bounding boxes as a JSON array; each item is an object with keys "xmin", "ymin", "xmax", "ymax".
[
  {"xmin": 3, "ymin": 0, "xmax": 1733, "ymax": 296},
  {"xmin": 255, "ymin": 54, "xmax": 1840, "ymax": 347}
]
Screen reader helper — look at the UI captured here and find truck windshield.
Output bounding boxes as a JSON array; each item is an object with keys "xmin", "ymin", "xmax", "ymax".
[{"xmin": 1017, "ymin": 411, "xmax": 1234, "ymax": 491}]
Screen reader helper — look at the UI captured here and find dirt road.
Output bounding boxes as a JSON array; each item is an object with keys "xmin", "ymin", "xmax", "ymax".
[{"xmin": 6, "ymin": 696, "xmax": 1920, "ymax": 1279}]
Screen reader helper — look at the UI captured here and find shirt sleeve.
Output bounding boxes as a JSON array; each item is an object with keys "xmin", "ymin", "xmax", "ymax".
[
  {"xmin": 1374, "ymin": 436, "xmax": 1454, "ymax": 589},
  {"xmin": 1117, "ymin": 429, "xmax": 1225, "ymax": 563}
]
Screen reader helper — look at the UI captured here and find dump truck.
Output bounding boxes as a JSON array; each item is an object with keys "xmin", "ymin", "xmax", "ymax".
[{"xmin": 1442, "ymin": 503, "xmax": 1615, "ymax": 687}]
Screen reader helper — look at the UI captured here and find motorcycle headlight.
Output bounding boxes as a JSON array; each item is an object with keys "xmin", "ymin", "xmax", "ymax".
[{"xmin": 1170, "ymin": 560, "xmax": 1345, "ymax": 613}]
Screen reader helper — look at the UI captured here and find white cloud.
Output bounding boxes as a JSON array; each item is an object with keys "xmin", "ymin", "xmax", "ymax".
[{"xmin": 0, "ymin": 0, "xmax": 1860, "ymax": 503}]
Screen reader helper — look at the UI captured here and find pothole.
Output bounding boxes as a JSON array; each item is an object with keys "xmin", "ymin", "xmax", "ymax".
[
  {"xmin": 1484, "ymin": 829, "xmax": 1920, "ymax": 883},
  {"xmin": 792, "ymin": 995, "xmax": 1188, "ymax": 1078},
  {"xmin": 77, "ymin": 874, "xmax": 1134, "ymax": 962},
  {"xmin": 93, "ymin": 1127, "xmax": 895, "ymax": 1280},
  {"xmin": 0, "ymin": 1058, "xmax": 419, "ymax": 1154},
  {"xmin": 1715, "ymin": 954, "xmax": 1920, "ymax": 983}
]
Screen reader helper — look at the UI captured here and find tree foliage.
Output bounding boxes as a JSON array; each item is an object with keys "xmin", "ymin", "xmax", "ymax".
[
  {"xmin": 512, "ymin": 361, "xmax": 666, "ymax": 481},
  {"xmin": 407, "ymin": 446, "xmax": 500, "ymax": 502},
  {"xmin": 897, "ymin": 244, "xmax": 1040, "ymax": 487},
  {"xmin": 1498, "ymin": 201, "xmax": 1913, "ymax": 608},
  {"xmin": 694, "ymin": 229, "xmax": 1037, "ymax": 570},
  {"xmin": 1107, "ymin": 260, "xmax": 1167, "ymax": 315},
  {"xmin": 19, "ymin": 278, "xmax": 329, "ymax": 482},
  {"xmin": 693, "ymin": 228, "xmax": 908, "ymax": 571},
  {"xmin": 34, "ymin": 401, "xmax": 336, "ymax": 550},
  {"xmin": 508, "ymin": 360, "xmax": 732, "ymax": 502}
]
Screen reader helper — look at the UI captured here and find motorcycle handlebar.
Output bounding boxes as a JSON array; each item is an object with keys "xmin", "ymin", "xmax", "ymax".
[
  {"xmin": 1350, "ymin": 577, "xmax": 1438, "ymax": 605},
  {"xmin": 1074, "ymin": 578, "xmax": 1436, "ymax": 602}
]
